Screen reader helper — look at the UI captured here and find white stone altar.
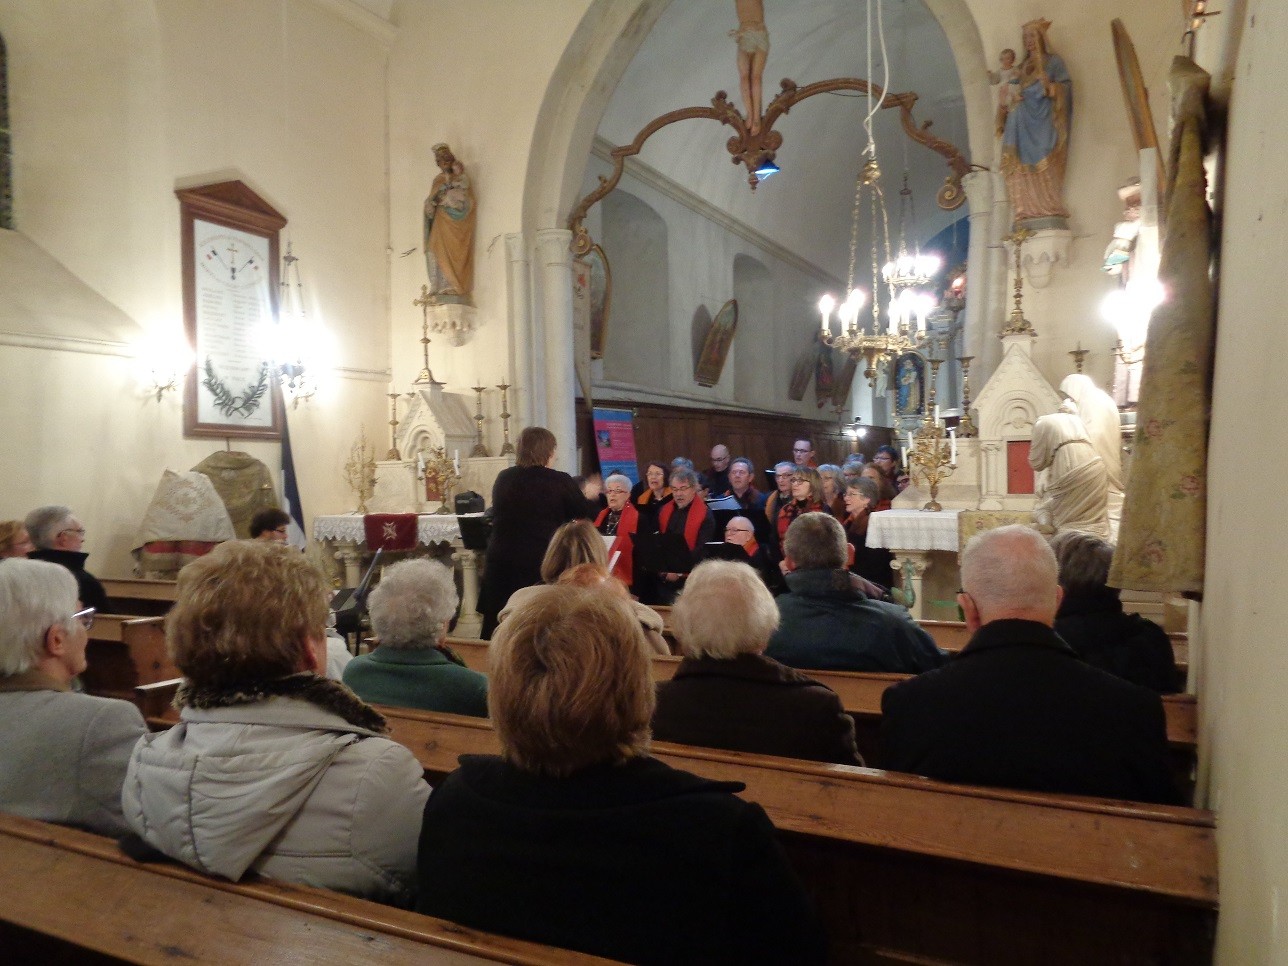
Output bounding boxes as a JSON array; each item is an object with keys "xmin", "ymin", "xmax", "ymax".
[
  {"xmin": 867, "ymin": 509, "xmax": 961, "ymax": 622},
  {"xmin": 313, "ymin": 512, "xmax": 485, "ymax": 638}
]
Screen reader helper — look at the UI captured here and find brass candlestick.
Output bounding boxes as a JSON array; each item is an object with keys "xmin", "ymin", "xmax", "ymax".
[
  {"xmin": 497, "ymin": 383, "xmax": 515, "ymax": 456},
  {"xmin": 1000, "ymin": 227, "xmax": 1037, "ymax": 337},
  {"xmin": 909, "ymin": 418, "xmax": 958, "ymax": 512},
  {"xmin": 422, "ymin": 446, "xmax": 463, "ymax": 515},
  {"xmin": 470, "ymin": 385, "xmax": 490, "ymax": 457},
  {"xmin": 412, "ymin": 286, "xmax": 439, "ymax": 385},
  {"xmin": 342, "ymin": 427, "xmax": 378, "ymax": 514},
  {"xmin": 385, "ymin": 392, "xmax": 402, "ymax": 460},
  {"xmin": 957, "ymin": 355, "xmax": 977, "ymax": 437}
]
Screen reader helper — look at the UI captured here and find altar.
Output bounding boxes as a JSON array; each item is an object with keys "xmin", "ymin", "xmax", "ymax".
[
  {"xmin": 313, "ymin": 513, "xmax": 485, "ymax": 638},
  {"xmin": 867, "ymin": 509, "xmax": 961, "ymax": 622}
]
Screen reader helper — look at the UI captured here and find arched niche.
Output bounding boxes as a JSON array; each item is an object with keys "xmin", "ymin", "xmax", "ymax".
[
  {"xmin": 732, "ymin": 253, "xmax": 772, "ymax": 402},
  {"xmin": 601, "ymin": 189, "xmax": 669, "ymax": 387}
]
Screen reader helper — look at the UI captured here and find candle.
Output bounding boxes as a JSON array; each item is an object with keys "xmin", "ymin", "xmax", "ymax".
[
  {"xmin": 934, "ymin": 404, "xmax": 940, "ymax": 424},
  {"xmin": 417, "ymin": 451, "xmax": 426, "ymax": 476},
  {"xmin": 453, "ymin": 450, "xmax": 460, "ymax": 475},
  {"xmin": 818, "ymin": 294, "xmax": 835, "ymax": 334},
  {"xmin": 948, "ymin": 428, "xmax": 957, "ymax": 464},
  {"xmin": 901, "ymin": 446, "xmax": 908, "ymax": 468}
]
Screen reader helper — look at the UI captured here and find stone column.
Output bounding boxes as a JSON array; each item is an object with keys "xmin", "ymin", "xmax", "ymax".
[
  {"xmin": 960, "ymin": 171, "xmax": 993, "ymax": 380},
  {"xmin": 505, "ymin": 233, "xmax": 537, "ymax": 426},
  {"xmin": 981, "ymin": 171, "xmax": 1012, "ymax": 386},
  {"xmin": 891, "ymin": 551, "xmax": 933, "ymax": 621},
  {"xmin": 454, "ymin": 548, "xmax": 483, "ymax": 639},
  {"xmin": 335, "ymin": 542, "xmax": 363, "ymax": 587},
  {"xmin": 535, "ymin": 228, "xmax": 577, "ymax": 472}
]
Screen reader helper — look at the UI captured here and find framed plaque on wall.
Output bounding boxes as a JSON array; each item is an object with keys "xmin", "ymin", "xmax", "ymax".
[{"xmin": 177, "ymin": 181, "xmax": 287, "ymax": 440}]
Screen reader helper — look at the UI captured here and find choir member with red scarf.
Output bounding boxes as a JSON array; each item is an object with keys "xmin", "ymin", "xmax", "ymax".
[{"xmin": 595, "ymin": 474, "xmax": 639, "ymax": 589}]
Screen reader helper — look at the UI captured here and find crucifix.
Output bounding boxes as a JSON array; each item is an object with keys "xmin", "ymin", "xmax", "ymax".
[{"xmin": 412, "ymin": 285, "xmax": 442, "ymax": 385}]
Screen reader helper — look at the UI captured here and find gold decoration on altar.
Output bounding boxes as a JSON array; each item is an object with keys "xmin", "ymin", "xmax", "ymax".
[
  {"xmin": 342, "ymin": 428, "xmax": 378, "ymax": 513},
  {"xmin": 419, "ymin": 446, "xmax": 463, "ymax": 515},
  {"xmin": 1000, "ymin": 228, "xmax": 1037, "ymax": 337},
  {"xmin": 907, "ymin": 357, "xmax": 958, "ymax": 512}
]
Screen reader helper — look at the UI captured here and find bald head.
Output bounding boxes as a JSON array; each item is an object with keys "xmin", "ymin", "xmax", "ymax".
[{"xmin": 959, "ymin": 525, "xmax": 1061, "ymax": 629}]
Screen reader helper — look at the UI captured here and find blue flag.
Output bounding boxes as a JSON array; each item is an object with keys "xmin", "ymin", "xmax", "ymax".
[{"xmin": 281, "ymin": 415, "xmax": 307, "ymax": 549}]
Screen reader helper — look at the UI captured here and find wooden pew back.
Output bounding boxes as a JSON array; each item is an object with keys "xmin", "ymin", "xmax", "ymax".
[
  {"xmin": 0, "ymin": 813, "xmax": 622, "ymax": 965},
  {"xmin": 376, "ymin": 705, "xmax": 1217, "ymax": 965}
]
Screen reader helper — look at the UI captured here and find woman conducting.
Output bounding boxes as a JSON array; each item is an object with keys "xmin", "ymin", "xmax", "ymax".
[
  {"xmin": 477, "ymin": 426, "xmax": 601, "ymax": 637},
  {"xmin": 415, "ymin": 582, "xmax": 825, "ymax": 964}
]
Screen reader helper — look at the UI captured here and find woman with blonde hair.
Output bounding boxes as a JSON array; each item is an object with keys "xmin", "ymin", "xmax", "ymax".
[
  {"xmin": 499, "ymin": 520, "xmax": 668, "ymax": 654},
  {"xmin": 653, "ymin": 560, "xmax": 860, "ymax": 765},
  {"xmin": 123, "ymin": 541, "xmax": 428, "ymax": 905},
  {"xmin": 415, "ymin": 583, "xmax": 824, "ymax": 964},
  {"xmin": 0, "ymin": 520, "xmax": 34, "ymax": 559},
  {"xmin": 776, "ymin": 466, "xmax": 825, "ymax": 544}
]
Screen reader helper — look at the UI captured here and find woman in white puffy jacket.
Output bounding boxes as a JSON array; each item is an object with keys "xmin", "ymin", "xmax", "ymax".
[{"xmin": 123, "ymin": 540, "xmax": 429, "ymax": 906}]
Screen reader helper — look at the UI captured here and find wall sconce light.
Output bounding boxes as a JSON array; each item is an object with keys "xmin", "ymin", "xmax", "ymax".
[
  {"xmin": 272, "ymin": 241, "xmax": 323, "ymax": 408},
  {"xmin": 138, "ymin": 335, "xmax": 194, "ymax": 403},
  {"xmin": 1102, "ymin": 278, "xmax": 1163, "ymax": 365}
]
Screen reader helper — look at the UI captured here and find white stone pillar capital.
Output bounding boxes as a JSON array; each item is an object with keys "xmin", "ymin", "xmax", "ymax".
[{"xmin": 961, "ymin": 170, "xmax": 994, "ymax": 217}]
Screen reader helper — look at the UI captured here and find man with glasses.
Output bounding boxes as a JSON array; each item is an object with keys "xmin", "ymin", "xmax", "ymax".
[
  {"xmin": 791, "ymin": 438, "xmax": 816, "ymax": 469},
  {"xmin": 654, "ymin": 468, "xmax": 715, "ymax": 603},
  {"xmin": 250, "ymin": 507, "xmax": 293, "ymax": 543},
  {"xmin": 0, "ymin": 559, "xmax": 146, "ymax": 836},
  {"xmin": 702, "ymin": 444, "xmax": 733, "ymax": 497},
  {"xmin": 24, "ymin": 504, "xmax": 109, "ymax": 613}
]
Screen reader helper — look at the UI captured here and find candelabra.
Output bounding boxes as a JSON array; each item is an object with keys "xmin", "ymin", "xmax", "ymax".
[
  {"xmin": 411, "ymin": 286, "xmax": 440, "ymax": 385},
  {"xmin": 957, "ymin": 355, "xmax": 977, "ymax": 437},
  {"xmin": 1000, "ymin": 228, "xmax": 1037, "ymax": 337},
  {"xmin": 906, "ymin": 357, "xmax": 958, "ymax": 511},
  {"xmin": 496, "ymin": 384, "xmax": 516, "ymax": 456},
  {"xmin": 470, "ymin": 386, "xmax": 490, "ymax": 457},
  {"xmin": 385, "ymin": 392, "xmax": 402, "ymax": 460},
  {"xmin": 420, "ymin": 446, "xmax": 463, "ymax": 515},
  {"xmin": 342, "ymin": 428, "xmax": 378, "ymax": 514},
  {"xmin": 1069, "ymin": 344, "xmax": 1090, "ymax": 373}
]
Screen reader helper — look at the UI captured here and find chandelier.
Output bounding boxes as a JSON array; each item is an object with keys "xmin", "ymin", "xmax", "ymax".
[{"xmin": 819, "ymin": 159, "xmax": 942, "ymax": 385}]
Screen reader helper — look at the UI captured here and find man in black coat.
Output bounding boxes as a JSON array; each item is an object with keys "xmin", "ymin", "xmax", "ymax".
[
  {"xmin": 24, "ymin": 505, "xmax": 109, "ymax": 613},
  {"xmin": 880, "ymin": 525, "xmax": 1181, "ymax": 806}
]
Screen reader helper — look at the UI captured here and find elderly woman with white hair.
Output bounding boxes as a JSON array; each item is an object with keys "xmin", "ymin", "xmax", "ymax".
[
  {"xmin": 652, "ymin": 560, "xmax": 861, "ymax": 765},
  {"xmin": 593, "ymin": 472, "xmax": 640, "ymax": 589},
  {"xmin": 0, "ymin": 559, "xmax": 146, "ymax": 836},
  {"xmin": 415, "ymin": 582, "xmax": 826, "ymax": 964},
  {"xmin": 342, "ymin": 558, "xmax": 487, "ymax": 716}
]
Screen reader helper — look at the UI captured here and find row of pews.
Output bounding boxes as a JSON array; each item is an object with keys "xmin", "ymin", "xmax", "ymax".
[{"xmin": 57, "ymin": 577, "xmax": 1214, "ymax": 964}]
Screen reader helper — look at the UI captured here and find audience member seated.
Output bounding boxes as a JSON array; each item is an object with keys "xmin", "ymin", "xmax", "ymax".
[
  {"xmin": 653, "ymin": 467, "xmax": 715, "ymax": 604},
  {"xmin": 652, "ymin": 561, "xmax": 861, "ymax": 765},
  {"xmin": 501, "ymin": 519, "xmax": 668, "ymax": 655},
  {"xmin": 343, "ymin": 559, "xmax": 488, "ymax": 716},
  {"xmin": 766, "ymin": 513, "xmax": 944, "ymax": 673},
  {"xmin": 1051, "ymin": 531, "xmax": 1182, "ymax": 694},
  {"xmin": 594, "ymin": 473, "xmax": 639, "ymax": 589},
  {"xmin": 843, "ymin": 477, "xmax": 895, "ymax": 591},
  {"xmin": 415, "ymin": 583, "xmax": 826, "ymax": 965},
  {"xmin": 248, "ymin": 507, "xmax": 291, "ymax": 543},
  {"xmin": 776, "ymin": 467, "xmax": 825, "ymax": 545},
  {"xmin": 0, "ymin": 560, "xmax": 146, "ymax": 836},
  {"xmin": 0, "ymin": 520, "xmax": 34, "ymax": 559},
  {"xmin": 25, "ymin": 505, "xmax": 108, "ymax": 613},
  {"xmin": 123, "ymin": 541, "xmax": 428, "ymax": 904},
  {"xmin": 880, "ymin": 525, "xmax": 1181, "ymax": 805}
]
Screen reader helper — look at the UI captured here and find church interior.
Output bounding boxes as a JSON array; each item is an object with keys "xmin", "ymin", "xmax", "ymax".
[{"xmin": 0, "ymin": 0, "xmax": 1284, "ymax": 961}]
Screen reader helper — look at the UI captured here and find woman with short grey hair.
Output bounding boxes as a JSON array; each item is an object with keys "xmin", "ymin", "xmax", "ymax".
[
  {"xmin": 343, "ymin": 558, "xmax": 488, "ymax": 716},
  {"xmin": 652, "ymin": 560, "xmax": 861, "ymax": 766},
  {"xmin": 0, "ymin": 559, "xmax": 146, "ymax": 836}
]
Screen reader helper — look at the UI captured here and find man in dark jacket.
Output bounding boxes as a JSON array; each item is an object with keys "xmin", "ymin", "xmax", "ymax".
[
  {"xmin": 765, "ymin": 513, "xmax": 944, "ymax": 674},
  {"xmin": 880, "ymin": 525, "xmax": 1181, "ymax": 805},
  {"xmin": 24, "ymin": 505, "xmax": 108, "ymax": 613}
]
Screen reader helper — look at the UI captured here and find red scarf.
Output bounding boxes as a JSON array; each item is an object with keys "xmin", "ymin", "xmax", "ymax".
[
  {"xmin": 658, "ymin": 499, "xmax": 708, "ymax": 551},
  {"xmin": 594, "ymin": 502, "xmax": 639, "ymax": 584}
]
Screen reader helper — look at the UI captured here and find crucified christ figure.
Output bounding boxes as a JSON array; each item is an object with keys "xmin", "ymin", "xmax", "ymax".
[{"xmin": 731, "ymin": 0, "xmax": 769, "ymax": 134}]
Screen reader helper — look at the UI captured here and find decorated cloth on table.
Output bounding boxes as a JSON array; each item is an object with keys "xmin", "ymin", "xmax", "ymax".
[
  {"xmin": 133, "ymin": 470, "xmax": 237, "ymax": 577},
  {"xmin": 191, "ymin": 451, "xmax": 278, "ymax": 540},
  {"xmin": 364, "ymin": 514, "xmax": 419, "ymax": 552},
  {"xmin": 1110, "ymin": 58, "xmax": 1213, "ymax": 594}
]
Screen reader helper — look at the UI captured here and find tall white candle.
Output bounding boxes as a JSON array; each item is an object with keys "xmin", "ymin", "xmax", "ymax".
[
  {"xmin": 948, "ymin": 428, "xmax": 957, "ymax": 464},
  {"xmin": 934, "ymin": 404, "xmax": 940, "ymax": 424},
  {"xmin": 453, "ymin": 450, "xmax": 460, "ymax": 475}
]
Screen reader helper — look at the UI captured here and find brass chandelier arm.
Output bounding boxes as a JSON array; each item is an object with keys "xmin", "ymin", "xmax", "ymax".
[{"xmin": 568, "ymin": 77, "xmax": 971, "ymax": 256}]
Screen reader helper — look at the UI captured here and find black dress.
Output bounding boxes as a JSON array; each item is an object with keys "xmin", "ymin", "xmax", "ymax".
[{"xmin": 476, "ymin": 465, "xmax": 595, "ymax": 636}]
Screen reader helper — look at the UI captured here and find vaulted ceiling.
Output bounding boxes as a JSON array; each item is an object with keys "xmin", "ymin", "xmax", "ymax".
[{"xmin": 594, "ymin": 0, "xmax": 971, "ymax": 285}]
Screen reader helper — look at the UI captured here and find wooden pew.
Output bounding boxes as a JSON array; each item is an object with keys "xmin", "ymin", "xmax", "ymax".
[
  {"xmin": 101, "ymin": 577, "xmax": 178, "ymax": 617},
  {"xmin": 0, "ymin": 813, "xmax": 621, "ymax": 965},
  {"xmin": 84, "ymin": 616, "xmax": 177, "ymax": 706},
  {"xmin": 445, "ymin": 637, "xmax": 1197, "ymax": 759},
  {"xmin": 376, "ymin": 706, "xmax": 1218, "ymax": 965}
]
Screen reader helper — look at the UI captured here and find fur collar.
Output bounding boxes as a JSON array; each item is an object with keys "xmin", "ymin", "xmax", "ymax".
[{"xmin": 177, "ymin": 672, "xmax": 388, "ymax": 734}]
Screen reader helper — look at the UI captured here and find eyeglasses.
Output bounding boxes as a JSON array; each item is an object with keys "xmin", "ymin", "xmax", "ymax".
[
  {"xmin": 71, "ymin": 607, "xmax": 96, "ymax": 630},
  {"xmin": 726, "ymin": 528, "xmax": 753, "ymax": 535},
  {"xmin": 792, "ymin": 447, "xmax": 811, "ymax": 454},
  {"xmin": 873, "ymin": 454, "xmax": 894, "ymax": 462},
  {"xmin": 671, "ymin": 483, "xmax": 694, "ymax": 492},
  {"xmin": 59, "ymin": 527, "xmax": 87, "ymax": 537},
  {"xmin": 790, "ymin": 477, "xmax": 808, "ymax": 484}
]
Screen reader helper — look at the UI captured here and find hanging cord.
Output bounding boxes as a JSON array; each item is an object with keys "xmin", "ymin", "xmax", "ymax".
[{"xmin": 861, "ymin": 0, "xmax": 892, "ymax": 159}]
